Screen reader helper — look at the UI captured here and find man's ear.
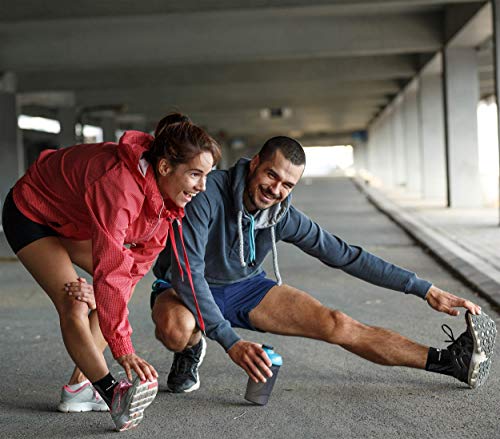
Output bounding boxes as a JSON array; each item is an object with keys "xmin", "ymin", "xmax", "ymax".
[
  {"xmin": 158, "ymin": 158, "xmax": 171, "ymax": 176},
  {"xmin": 249, "ymin": 155, "xmax": 260, "ymax": 173}
]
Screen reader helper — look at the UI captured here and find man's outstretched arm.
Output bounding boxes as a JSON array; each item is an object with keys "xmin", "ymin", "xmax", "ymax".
[{"xmin": 279, "ymin": 205, "xmax": 481, "ymax": 316}]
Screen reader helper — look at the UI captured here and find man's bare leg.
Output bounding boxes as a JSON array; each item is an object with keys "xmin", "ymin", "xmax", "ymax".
[
  {"xmin": 152, "ymin": 289, "xmax": 201, "ymax": 351},
  {"xmin": 249, "ymin": 284, "xmax": 428, "ymax": 368}
]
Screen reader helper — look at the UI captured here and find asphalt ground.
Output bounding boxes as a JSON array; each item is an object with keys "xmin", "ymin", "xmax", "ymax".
[{"xmin": 0, "ymin": 177, "xmax": 498, "ymax": 439}]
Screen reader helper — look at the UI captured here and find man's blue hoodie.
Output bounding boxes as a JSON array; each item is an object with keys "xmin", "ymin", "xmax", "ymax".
[{"xmin": 153, "ymin": 158, "xmax": 432, "ymax": 351}]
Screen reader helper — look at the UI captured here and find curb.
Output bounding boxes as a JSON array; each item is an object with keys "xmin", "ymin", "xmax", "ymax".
[{"xmin": 352, "ymin": 177, "xmax": 500, "ymax": 311}]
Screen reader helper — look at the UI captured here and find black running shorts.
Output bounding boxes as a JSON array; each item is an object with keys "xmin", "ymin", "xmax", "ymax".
[{"xmin": 2, "ymin": 189, "xmax": 58, "ymax": 254}]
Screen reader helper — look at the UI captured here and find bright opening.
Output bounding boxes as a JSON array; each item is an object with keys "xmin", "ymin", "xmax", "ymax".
[
  {"xmin": 477, "ymin": 97, "xmax": 499, "ymax": 207},
  {"xmin": 302, "ymin": 145, "xmax": 354, "ymax": 177},
  {"xmin": 76, "ymin": 124, "xmax": 103, "ymax": 144},
  {"xmin": 18, "ymin": 115, "xmax": 60, "ymax": 134}
]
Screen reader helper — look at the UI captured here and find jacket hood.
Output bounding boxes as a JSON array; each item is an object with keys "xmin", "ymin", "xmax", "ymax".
[
  {"xmin": 117, "ymin": 130, "xmax": 154, "ymax": 175},
  {"xmin": 229, "ymin": 157, "xmax": 290, "ymax": 229},
  {"xmin": 117, "ymin": 130, "xmax": 184, "ymax": 220}
]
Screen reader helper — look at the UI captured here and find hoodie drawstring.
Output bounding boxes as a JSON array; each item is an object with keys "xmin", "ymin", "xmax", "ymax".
[
  {"xmin": 270, "ymin": 226, "xmax": 282, "ymax": 286},
  {"xmin": 237, "ymin": 211, "xmax": 246, "ymax": 268},
  {"xmin": 247, "ymin": 214, "xmax": 256, "ymax": 265},
  {"xmin": 237, "ymin": 210, "xmax": 282, "ymax": 286},
  {"xmin": 168, "ymin": 219, "xmax": 206, "ymax": 334}
]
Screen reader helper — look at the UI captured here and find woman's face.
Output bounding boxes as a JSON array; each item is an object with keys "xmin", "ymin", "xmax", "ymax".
[{"xmin": 156, "ymin": 151, "xmax": 214, "ymax": 208}]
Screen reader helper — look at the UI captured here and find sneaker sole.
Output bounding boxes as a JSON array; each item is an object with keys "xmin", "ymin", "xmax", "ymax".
[
  {"xmin": 115, "ymin": 379, "xmax": 158, "ymax": 432},
  {"xmin": 167, "ymin": 337, "xmax": 207, "ymax": 393},
  {"xmin": 57, "ymin": 402, "xmax": 109, "ymax": 413},
  {"xmin": 467, "ymin": 312, "xmax": 497, "ymax": 389}
]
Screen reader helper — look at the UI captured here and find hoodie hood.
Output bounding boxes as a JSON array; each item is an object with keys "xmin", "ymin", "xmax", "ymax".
[{"xmin": 229, "ymin": 158, "xmax": 292, "ymax": 285}]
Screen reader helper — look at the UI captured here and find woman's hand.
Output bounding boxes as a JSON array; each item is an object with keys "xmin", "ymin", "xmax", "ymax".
[
  {"xmin": 116, "ymin": 353, "xmax": 158, "ymax": 382},
  {"xmin": 227, "ymin": 340, "xmax": 273, "ymax": 383},
  {"xmin": 65, "ymin": 277, "xmax": 96, "ymax": 310}
]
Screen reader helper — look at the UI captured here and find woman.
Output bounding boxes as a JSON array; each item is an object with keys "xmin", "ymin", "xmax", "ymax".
[{"xmin": 2, "ymin": 113, "xmax": 220, "ymax": 431}]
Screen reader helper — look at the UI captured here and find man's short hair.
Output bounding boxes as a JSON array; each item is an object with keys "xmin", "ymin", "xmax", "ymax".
[{"xmin": 258, "ymin": 136, "xmax": 306, "ymax": 166}]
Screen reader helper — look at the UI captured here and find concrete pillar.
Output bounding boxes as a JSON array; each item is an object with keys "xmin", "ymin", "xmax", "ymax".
[
  {"xmin": 380, "ymin": 112, "xmax": 395, "ymax": 187},
  {"xmin": 367, "ymin": 121, "xmax": 379, "ymax": 177},
  {"xmin": 57, "ymin": 106, "xmax": 77, "ymax": 147},
  {"xmin": 403, "ymin": 81, "xmax": 422, "ymax": 195},
  {"xmin": 419, "ymin": 73, "xmax": 447, "ymax": 202},
  {"xmin": 443, "ymin": 46, "xmax": 482, "ymax": 207},
  {"xmin": 0, "ymin": 73, "xmax": 23, "ymax": 220},
  {"xmin": 391, "ymin": 97, "xmax": 407, "ymax": 187},
  {"xmin": 101, "ymin": 114, "xmax": 117, "ymax": 142},
  {"xmin": 353, "ymin": 139, "xmax": 368, "ymax": 173}
]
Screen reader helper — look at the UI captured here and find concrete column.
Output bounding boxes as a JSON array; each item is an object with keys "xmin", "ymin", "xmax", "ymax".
[
  {"xmin": 101, "ymin": 114, "xmax": 117, "ymax": 142},
  {"xmin": 391, "ymin": 97, "xmax": 407, "ymax": 187},
  {"xmin": 57, "ymin": 106, "xmax": 77, "ymax": 147},
  {"xmin": 403, "ymin": 81, "xmax": 422, "ymax": 195},
  {"xmin": 380, "ymin": 112, "xmax": 395, "ymax": 187},
  {"xmin": 367, "ymin": 121, "xmax": 379, "ymax": 178},
  {"xmin": 353, "ymin": 139, "xmax": 368, "ymax": 173},
  {"xmin": 443, "ymin": 46, "xmax": 482, "ymax": 207},
  {"xmin": 0, "ymin": 76, "xmax": 23, "ymax": 222},
  {"xmin": 419, "ymin": 73, "xmax": 447, "ymax": 202}
]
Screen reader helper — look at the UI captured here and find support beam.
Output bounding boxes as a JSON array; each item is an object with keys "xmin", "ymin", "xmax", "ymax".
[{"xmin": 1, "ymin": 12, "xmax": 442, "ymax": 71}]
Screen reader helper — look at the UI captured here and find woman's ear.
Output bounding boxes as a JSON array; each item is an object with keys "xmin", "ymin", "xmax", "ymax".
[{"xmin": 158, "ymin": 158, "xmax": 171, "ymax": 176}]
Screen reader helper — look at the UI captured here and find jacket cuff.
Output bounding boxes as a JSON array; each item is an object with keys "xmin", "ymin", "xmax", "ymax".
[
  {"xmin": 109, "ymin": 337, "xmax": 135, "ymax": 359},
  {"xmin": 210, "ymin": 323, "xmax": 242, "ymax": 351},
  {"xmin": 405, "ymin": 275, "xmax": 432, "ymax": 299}
]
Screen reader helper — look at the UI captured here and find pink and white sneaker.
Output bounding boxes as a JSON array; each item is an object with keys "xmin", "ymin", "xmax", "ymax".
[
  {"xmin": 57, "ymin": 380, "xmax": 109, "ymax": 413},
  {"xmin": 110, "ymin": 376, "xmax": 158, "ymax": 432}
]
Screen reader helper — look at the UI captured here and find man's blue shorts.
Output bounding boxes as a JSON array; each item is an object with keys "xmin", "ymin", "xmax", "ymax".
[{"xmin": 150, "ymin": 271, "xmax": 277, "ymax": 331}]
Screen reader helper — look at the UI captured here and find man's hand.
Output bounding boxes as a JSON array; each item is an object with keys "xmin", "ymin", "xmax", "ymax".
[
  {"xmin": 227, "ymin": 340, "xmax": 273, "ymax": 383},
  {"xmin": 425, "ymin": 285, "xmax": 481, "ymax": 316},
  {"xmin": 65, "ymin": 277, "xmax": 96, "ymax": 310},
  {"xmin": 116, "ymin": 353, "xmax": 158, "ymax": 382}
]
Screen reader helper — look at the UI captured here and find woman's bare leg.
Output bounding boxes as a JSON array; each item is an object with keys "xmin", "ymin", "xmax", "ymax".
[
  {"xmin": 58, "ymin": 238, "xmax": 108, "ymax": 385},
  {"xmin": 17, "ymin": 237, "xmax": 109, "ymax": 382}
]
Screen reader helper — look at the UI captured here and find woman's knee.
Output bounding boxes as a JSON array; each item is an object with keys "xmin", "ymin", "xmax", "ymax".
[{"xmin": 58, "ymin": 298, "xmax": 90, "ymax": 330}]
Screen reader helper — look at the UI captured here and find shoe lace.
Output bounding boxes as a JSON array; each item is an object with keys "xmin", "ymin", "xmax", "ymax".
[
  {"xmin": 442, "ymin": 323, "xmax": 473, "ymax": 355},
  {"xmin": 441, "ymin": 324, "xmax": 456, "ymax": 343}
]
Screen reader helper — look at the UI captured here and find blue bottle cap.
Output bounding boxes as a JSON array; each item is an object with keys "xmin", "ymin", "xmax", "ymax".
[{"xmin": 262, "ymin": 345, "xmax": 283, "ymax": 367}]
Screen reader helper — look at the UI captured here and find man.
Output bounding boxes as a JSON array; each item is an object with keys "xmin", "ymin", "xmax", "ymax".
[{"xmin": 151, "ymin": 136, "xmax": 496, "ymax": 393}]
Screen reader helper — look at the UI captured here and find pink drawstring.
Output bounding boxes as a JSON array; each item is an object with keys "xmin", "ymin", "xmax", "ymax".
[{"xmin": 168, "ymin": 219, "xmax": 206, "ymax": 334}]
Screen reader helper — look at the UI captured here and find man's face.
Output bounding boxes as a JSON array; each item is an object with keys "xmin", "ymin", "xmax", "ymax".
[{"xmin": 243, "ymin": 149, "xmax": 304, "ymax": 213}]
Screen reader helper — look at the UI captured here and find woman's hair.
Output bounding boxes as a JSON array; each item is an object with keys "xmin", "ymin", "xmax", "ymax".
[{"xmin": 145, "ymin": 112, "xmax": 221, "ymax": 170}]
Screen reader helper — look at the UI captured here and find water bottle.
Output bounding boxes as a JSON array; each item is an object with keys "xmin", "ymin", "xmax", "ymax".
[{"xmin": 244, "ymin": 345, "xmax": 282, "ymax": 405}]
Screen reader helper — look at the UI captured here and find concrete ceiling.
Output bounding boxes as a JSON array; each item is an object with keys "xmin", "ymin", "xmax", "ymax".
[{"xmin": 0, "ymin": 0, "xmax": 492, "ymax": 147}]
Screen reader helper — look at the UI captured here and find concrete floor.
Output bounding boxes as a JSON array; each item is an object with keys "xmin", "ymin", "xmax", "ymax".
[{"xmin": 0, "ymin": 177, "xmax": 498, "ymax": 438}]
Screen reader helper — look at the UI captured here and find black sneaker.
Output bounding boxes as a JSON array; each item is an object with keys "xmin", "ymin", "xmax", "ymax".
[
  {"xmin": 444, "ymin": 311, "xmax": 497, "ymax": 389},
  {"xmin": 167, "ymin": 337, "xmax": 207, "ymax": 393}
]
